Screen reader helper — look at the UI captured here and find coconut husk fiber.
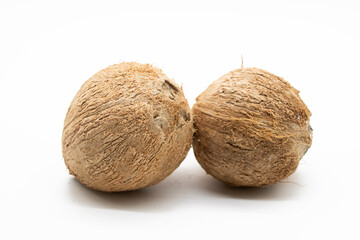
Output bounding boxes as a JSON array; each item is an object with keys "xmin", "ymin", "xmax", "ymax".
[
  {"xmin": 192, "ymin": 67, "xmax": 312, "ymax": 186},
  {"xmin": 62, "ymin": 62, "xmax": 193, "ymax": 192}
]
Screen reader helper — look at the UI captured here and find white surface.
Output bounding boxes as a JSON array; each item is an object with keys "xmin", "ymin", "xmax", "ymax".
[{"xmin": 1, "ymin": 1, "xmax": 359, "ymax": 239}]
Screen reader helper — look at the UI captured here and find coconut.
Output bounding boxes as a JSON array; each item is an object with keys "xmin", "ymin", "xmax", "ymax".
[
  {"xmin": 62, "ymin": 62, "xmax": 193, "ymax": 192},
  {"xmin": 192, "ymin": 67, "xmax": 312, "ymax": 186}
]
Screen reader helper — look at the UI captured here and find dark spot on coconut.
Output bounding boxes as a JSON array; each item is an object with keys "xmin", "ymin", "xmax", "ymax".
[
  {"xmin": 153, "ymin": 113, "xmax": 167, "ymax": 131},
  {"xmin": 226, "ymin": 142, "xmax": 252, "ymax": 151},
  {"xmin": 164, "ymin": 79, "xmax": 179, "ymax": 92},
  {"xmin": 162, "ymin": 79, "xmax": 179, "ymax": 100},
  {"xmin": 308, "ymin": 124, "xmax": 313, "ymax": 133},
  {"xmin": 179, "ymin": 109, "xmax": 190, "ymax": 122},
  {"xmin": 153, "ymin": 111, "xmax": 159, "ymax": 119}
]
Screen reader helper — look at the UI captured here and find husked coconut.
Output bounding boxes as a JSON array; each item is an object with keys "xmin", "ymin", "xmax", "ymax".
[
  {"xmin": 192, "ymin": 68, "xmax": 312, "ymax": 186},
  {"xmin": 62, "ymin": 62, "xmax": 193, "ymax": 192}
]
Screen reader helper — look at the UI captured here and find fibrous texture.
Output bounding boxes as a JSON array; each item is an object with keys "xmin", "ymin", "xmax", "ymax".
[
  {"xmin": 62, "ymin": 62, "xmax": 193, "ymax": 192},
  {"xmin": 192, "ymin": 68, "xmax": 312, "ymax": 186}
]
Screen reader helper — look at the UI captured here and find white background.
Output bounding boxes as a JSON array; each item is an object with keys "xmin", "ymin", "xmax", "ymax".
[{"xmin": 1, "ymin": 0, "xmax": 359, "ymax": 239}]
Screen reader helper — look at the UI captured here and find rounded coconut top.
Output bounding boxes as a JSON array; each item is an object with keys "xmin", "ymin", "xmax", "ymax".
[{"xmin": 196, "ymin": 67, "xmax": 311, "ymax": 128}]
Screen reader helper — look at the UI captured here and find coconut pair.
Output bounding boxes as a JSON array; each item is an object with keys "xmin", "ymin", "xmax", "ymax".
[{"xmin": 62, "ymin": 62, "xmax": 312, "ymax": 192}]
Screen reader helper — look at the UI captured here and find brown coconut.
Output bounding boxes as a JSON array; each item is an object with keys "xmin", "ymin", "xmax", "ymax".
[
  {"xmin": 192, "ymin": 67, "xmax": 312, "ymax": 186},
  {"xmin": 62, "ymin": 62, "xmax": 193, "ymax": 192}
]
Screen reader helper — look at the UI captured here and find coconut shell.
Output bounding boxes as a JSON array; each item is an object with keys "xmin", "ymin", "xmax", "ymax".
[
  {"xmin": 62, "ymin": 62, "xmax": 193, "ymax": 192},
  {"xmin": 192, "ymin": 68, "xmax": 312, "ymax": 186}
]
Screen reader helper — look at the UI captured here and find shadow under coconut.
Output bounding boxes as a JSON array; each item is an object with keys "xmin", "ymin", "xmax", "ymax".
[
  {"xmin": 202, "ymin": 180, "xmax": 303, "ymax": 201},
  {"xmin": 189, "ymin": 167, "xmax": 307, "ymax": 201},
  {"xmin": 66, "ymin": 162, "xmax": 307, "ymax": 211},
  {"xmin": 67, "ymin": 177, "xmax": 177, "ymax": 212}
]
